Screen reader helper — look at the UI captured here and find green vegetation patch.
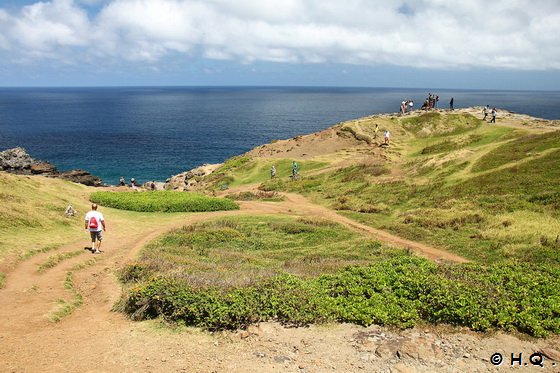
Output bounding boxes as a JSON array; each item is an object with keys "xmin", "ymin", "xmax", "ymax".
[
  {"xmin": 121, "ymin": 215, "xmax": 389, "ymax": 285},
  {"xmin": 89, "ymin": 191, "xmax": 239, "ymax": 212},
  {"xmin": 120, "ymin": 255, "xmax": 560, "ymax": 336},
  {"xmin": 472, "ymin": 131, "xmax": 560, "ymax": 172},
  {"xmin": 49, "ymin": 272, "xmax": 84, "ymax": 323},
  {"xmin": 206, "ymin": 157, "xmax": 328, "ymax": 190},
  {"xmin": 402, "ymin": 113, "xmax": 482, "ymax": 138},
  {"xmin": 37, "ymin": 250, "xmax": 85, "ymax": 272}
]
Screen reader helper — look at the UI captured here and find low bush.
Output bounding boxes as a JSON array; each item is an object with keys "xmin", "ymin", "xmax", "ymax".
[
  {"xmin": 89, "ymin": 191, "xmax": 239, "ymax": 212},
  {"xmin": 120, "ymin": 257, "xmax": 560, "ymax": 336}
]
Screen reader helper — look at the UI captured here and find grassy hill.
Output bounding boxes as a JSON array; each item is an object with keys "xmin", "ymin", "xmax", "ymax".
[
  {"xmin": 2, "ymin": 108, "xmax": 560, "ymax": 336},
  {"xmin": 256, "ymin": 110, "xmax": 560, "ymax": 266},
  {"xmin": 118, "ymin": 108, "xmax": 560, "ymax": 336}
]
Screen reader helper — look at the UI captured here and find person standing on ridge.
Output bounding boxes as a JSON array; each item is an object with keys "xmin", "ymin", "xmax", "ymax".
[
  {"xmin": 292, "ymin": 161, "xmax": 298, "ymax": 179},
  {"xmin": 483, "ymin": 106, "xmax": 489, "ymax": 121},
  {"xmin": 449, "ymin": 97, "xmax": 454, "ymax": 111},
  {"xmin": 384, "ymin": 129, "xmax": 390, "ymax": 146},
  {"xmin": 490, "ymin": 108, "xmax": 497, "ymax": 123},
  {"xmin": 374, "ymin": 123, "xmax": 379, "ymax": 139},
  {"xmin": 85, "ymin": 203, "xmax": 106, "ymax": 254},
  {"xmin": 271, "ymin": 165, "xmax": 276, "ymax": 179},
  {"xmin": 119, "ymin": 176, "xmax": 125, "ymax": 186}
]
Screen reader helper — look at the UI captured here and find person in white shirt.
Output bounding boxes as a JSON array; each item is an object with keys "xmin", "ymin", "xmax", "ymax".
[
  {"xmin": 84, "ymin": 203, "xmax": 106, "ymax": 254},
  {"xmin": 384, "ymin": 130, "xmax": 391, "ymax": 145}
]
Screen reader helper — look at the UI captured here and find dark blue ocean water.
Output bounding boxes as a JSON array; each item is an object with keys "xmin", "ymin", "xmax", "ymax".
[{"xmin": 1, "ymin": 87, "xmax": 559, "ymax": 185}]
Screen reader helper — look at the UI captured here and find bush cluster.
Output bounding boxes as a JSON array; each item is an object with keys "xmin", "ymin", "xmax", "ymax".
[
  {"xmin": 89, "ymin": 191, "xmax": 239, "ymax": 212},
  {"xmin": 120, "ymin": 257, "xmax": 560, "ymax": 336}
]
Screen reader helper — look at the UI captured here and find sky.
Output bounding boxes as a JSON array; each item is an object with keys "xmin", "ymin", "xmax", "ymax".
[{"xmin": 1, "ymin": 0, "xmax": 559, "ymax": 89}]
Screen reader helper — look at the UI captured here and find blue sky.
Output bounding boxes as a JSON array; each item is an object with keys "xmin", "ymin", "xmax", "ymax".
[{"xmin": 1, "ymin": 0, "xmax": 560, "ymax": 90}]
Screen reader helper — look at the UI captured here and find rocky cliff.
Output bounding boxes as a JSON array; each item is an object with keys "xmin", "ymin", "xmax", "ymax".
[{"xmin": 0, "ymin": 147, "xmax": 103, "ymax": 187}]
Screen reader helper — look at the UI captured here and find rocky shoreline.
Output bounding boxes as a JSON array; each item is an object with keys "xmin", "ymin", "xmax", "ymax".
[{"xmin": 0, "ymin": 147, "xmax": 103, "ymax": 187}]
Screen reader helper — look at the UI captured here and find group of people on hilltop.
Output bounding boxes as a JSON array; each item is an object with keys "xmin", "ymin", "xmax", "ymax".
[
  {"xmin": 400, "ymin": 99, "xmax": 414, "ymax": 115},
  {"xmin": 420, "ymin": 93, "xmax": 440, "ymax": 111},
  {"xmin": 402, "ymin": 93, "xmax": 457, "ymax": 114}
]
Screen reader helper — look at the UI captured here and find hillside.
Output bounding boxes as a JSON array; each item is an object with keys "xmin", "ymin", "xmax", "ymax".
[{"xmin": 1, "ymin": 107, "xmax": 560, "ymax": 372}]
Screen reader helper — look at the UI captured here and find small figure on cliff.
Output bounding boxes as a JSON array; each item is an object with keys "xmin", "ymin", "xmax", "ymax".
[
  {"xmin": 130, "ymin": 178, "xmax": 137, "ymax": 191},
  {"xmin": 374, "ymin": 123, "xmax": 379, "ymax": 139},
  {"xmin": 150, "ymin": 181, "xmax": 156, "ymax": 190},
  {"xmin": 449, "ymin": 97, "xmax": 454, "ymax": 111},
  {"xmin": 483, "ymin": 105, "xmax": 489, "ymax": 121},
  {"xmin": 490, "ymin": 108, "xmax": 497, "ymax": 123},
  {"xmin": 119, "ymin": 176, "xmax": 125, "ymax": 186},
  {"xmin": 384, "ymin": 130, "xmax": 390, "ymax": 146},
  {"xmin": 85, "ymin": 203, "xmax": 106, "ymax": 254},
  {"xmin": 270, "ymin": 165, "xmax": 276, "ymax": 179}
]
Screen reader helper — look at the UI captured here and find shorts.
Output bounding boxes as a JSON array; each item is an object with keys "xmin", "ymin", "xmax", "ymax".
[{"xmin": 90, "ymin": 230, "xmax": 103, "ymax": 242}]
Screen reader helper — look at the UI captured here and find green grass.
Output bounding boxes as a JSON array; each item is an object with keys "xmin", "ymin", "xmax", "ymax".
[
  {"xmin": 402, "ymin": 112, "xmax": 483, "ymax": 138},
  {"xmin": 37, "ymin": 250, "xmax": 85, "ymax": 272},
  {"xmin": 120, "ymin": 253, "xmax": 560, "ymax": 336},
  {"xmin": 48, "ymin": 271, "xmax": 83, "ymax": 323},
  {"xmin": 206, "ymin": 157, "xmax": 329, "ymax": 190},
  {"xmin": 89, "ymin": 191, "xmax": 239, "ymax": 212},
  {"xmin": 0, "ymin": 172, "xmax": 92, "ymax": 261},
  {"xmin": 120, "ymin": 215, "xmax": 393, "ymax": 285},
  {"xmin": 259, "ymin": 124, "xmax": 560, "ymax": 265},
  {"xmin": 473, "ymin": 131, "xmax": 560, "ymax": 172}
]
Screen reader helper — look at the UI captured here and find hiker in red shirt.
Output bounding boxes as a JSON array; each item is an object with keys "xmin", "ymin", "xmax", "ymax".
[{"xmin": 84, "ymin": 203, "xmax": 106, "ymax": 254}]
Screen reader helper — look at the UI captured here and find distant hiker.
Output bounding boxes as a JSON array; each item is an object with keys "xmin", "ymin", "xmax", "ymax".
[
  {"xmin": 449, "ymin": 97, "xmax": 454, "ymax": 111},
  {"xmin": 482, "ymin": 106, "xmax": 489, "ymax": 121},
  {"xmin": 119, "ymin": 176, "xmax": 125, "ymax": 186},
  {"xmin": 130, "ymin": 178, "xmax": 137, "ymax": 191},
  {"xmin": 384, "ymin": 130, "xmax": 390, "ymax": 146},
  {"xmin": 435, "ymin": 95, "xmax": 439, "ymax": 108},
  {"xmin": 150, "ymin": 181, "xmax": 156, "ymax": 190},
  {"xmin": 374, "ymin": 123, "xmax": 379, "ymax": 139},
  {"xmin": 64, "ymin": 204, "xmax": 76, "ymax": 217},
  {"xmin": 408, "ymin": 100, "xmax": 414, "ymax": 113},
  {"xmin": 85, "ymin": 203, "xmax": 106, "ymax": 254},
  {"xmin": 292, "ymin": 161, "xmax": 299, "ymax": 179},
  {"xmin": 490, "ymin": 108, "xmax": 497, "ymax": 123},
  {"xmin": 270, "ymin": 165, "xmax": 276, "ymax": 179}
]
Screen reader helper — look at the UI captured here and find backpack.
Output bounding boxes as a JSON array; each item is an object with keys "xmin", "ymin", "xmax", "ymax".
[{"xmin": 89, "ymin": 216, "xmax": 99, "ymax": 229}]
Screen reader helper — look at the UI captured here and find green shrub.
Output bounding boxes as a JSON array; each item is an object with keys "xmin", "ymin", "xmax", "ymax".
[
  {"xmin": 120, "ymin": 255, "xmax": 560, "ymax": 336},
  {"xmin": 89, "ymin": 191, "xmax": 239, "ymax": 212}
]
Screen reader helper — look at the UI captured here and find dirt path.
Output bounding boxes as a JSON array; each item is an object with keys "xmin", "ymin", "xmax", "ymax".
[{"xmin": 1, "ymin": 194, "xmax": 557, "ymax": 372}]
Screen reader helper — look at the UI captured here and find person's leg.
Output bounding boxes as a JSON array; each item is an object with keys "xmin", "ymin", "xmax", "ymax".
[
  {"xmin": 91, "ymin": 231, "xmax": 102, "ymax": 252},
  {"xmin": 90, "ymin": 231, "xmax": 96, "ymax": 251}
]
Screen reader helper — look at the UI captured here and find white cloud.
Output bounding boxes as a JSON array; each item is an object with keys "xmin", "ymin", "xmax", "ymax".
[{"xmin": 0, "ymin": 0, "xmax": 559, "ymax": 70}]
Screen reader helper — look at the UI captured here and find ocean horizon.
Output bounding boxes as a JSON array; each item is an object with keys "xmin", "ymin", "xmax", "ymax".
[{"xmin": 1, "ymin": 86, "xmax": 559, "ymax": 185}]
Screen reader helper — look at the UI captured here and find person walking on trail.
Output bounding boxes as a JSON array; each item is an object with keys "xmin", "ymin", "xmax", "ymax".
[
  {"xmin": 449, "ymin": 97, "xmax": 454, "ymax": 111},
  {"xmin": 374, "ymin": 123, "xmax": 379, "ymax": 139},
  {"xmin": 490, "ymin": 108, "xmax": 497, "ymax": 123},
  {"xmin": 384, "ymin": 130, "xmax": 390, "ymax": 146},
  {"xmin": 292, "ymin": 161, "xmax": 299, "ymax": 179},
  {"xmin": 270, "ymin": 165, "xmax": 276, "ymax": 179},
  {"xmin": 85, "ymin": 203, "xmax": 106, "ymax": 254},
  {"xmin": 482, "ymin": 105, "xmax": 489, "ymax": 121}
]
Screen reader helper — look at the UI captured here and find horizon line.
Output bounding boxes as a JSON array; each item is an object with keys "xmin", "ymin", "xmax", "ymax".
[{"xmin": 1, "ymin": 84, "xmax": 559, "ymax": 93}]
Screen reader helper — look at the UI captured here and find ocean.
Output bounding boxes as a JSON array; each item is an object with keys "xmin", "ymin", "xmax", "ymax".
[{"xmin": 0, "ymin": 86, "xmax": 559, "ymax": 185}]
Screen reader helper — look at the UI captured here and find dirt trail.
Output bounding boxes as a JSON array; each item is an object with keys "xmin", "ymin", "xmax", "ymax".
[{"xmin": 1, "ymin": 193, "xmax": 557, "ymax": 372}]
